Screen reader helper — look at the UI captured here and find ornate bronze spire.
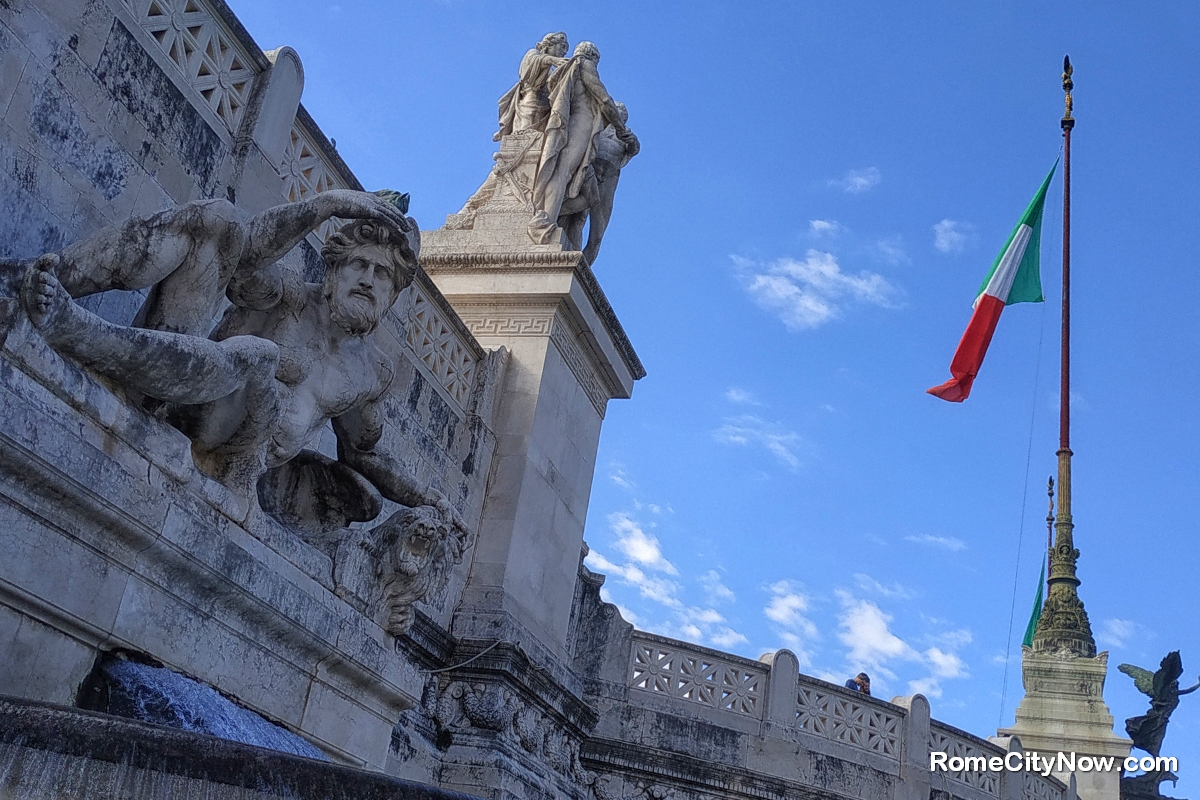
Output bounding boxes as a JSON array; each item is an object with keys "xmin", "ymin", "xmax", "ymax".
[{"xmin": 1031, "ymin": 55, "xmax": 1095, "ymax": 658}]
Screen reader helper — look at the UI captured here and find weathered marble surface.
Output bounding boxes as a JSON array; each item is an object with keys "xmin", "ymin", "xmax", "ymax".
[{"xmin": 0, "ymin": 695, "xmax": 486, "ymax": 800}]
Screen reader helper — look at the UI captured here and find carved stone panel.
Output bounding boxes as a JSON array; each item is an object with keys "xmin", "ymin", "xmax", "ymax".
[{"xmin": 794, "ymin": 682, "xmax": 901, "ymax": 759}]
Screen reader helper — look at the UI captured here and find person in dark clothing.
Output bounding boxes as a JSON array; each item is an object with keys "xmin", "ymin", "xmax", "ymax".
[{"xmin": 844, "ymin": 672, "xmax": 871, "ymax": 696}]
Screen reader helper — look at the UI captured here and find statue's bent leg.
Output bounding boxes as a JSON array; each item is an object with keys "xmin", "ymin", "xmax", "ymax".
[
  {"xmin": 582, "ymin": 175, "xmax": 619, "ymax": 266},
  {"xmin": 53, "ymin": 199, "xmax": 245, "ymax": 337},
  {"xmin": 183, "ymin": 335, "xmax": 281, "ymax": 501}
]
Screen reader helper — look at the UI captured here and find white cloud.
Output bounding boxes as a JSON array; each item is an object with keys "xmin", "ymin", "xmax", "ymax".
[
  {"xmin": 834, "ymin": 592, "xmax": 970, "ymax": 698},
  {"xmin": 735, "ymin": 250, "xmax": 897, "ymax": 331},
  {"xmin": 585, "ymin": 549, "xmax": 682, "ymax": 608},
  {"xmin": 809, "ymin": 219, "xmax": 843, "ymax": 237},
  {"xmin": 904, "ymin": 534, "xmax": 967, "ymax": 552},
  {"xmin": 873, "ymin": 237, "xmax": 910, "ymax": 266},
  {"xmin": 853, "ymin": 573, "xmax": 914, "ymax": 600},
  {"xmin": 837, "ymin": 592, "xmax": 921, "ymax": 677},
  {"xmin": 934, "ymin": 629, "xmax": 973, "ymax": 650},
  {"xmin": 586, "ymin": 511, "xmax": 747, "ymax": 652},
  {"xmin": 725, "ymin": 388, "xmax": 759, "ymax": 405},
  {"xmin": 609, "ymin": 467, "xmax": 635, "ymax": 491},
  {"xmin": 830, "ymin": 167, "xmax": 881, "ymax": 194},
  {"xmin": 711, "ymin": 627, "xmax": 749, "ymax": 648},
  {"xmin": 925, "ymin": 647, "xmax": 966, "ymax": 678},
  {"xmin": 764, "ymin": 581, "xmax": 819, "ymax": 666},
  {"xmin": 933, "ymin": 219, "xmax": 973, "ymax": 254},
  {"xmin": 610, "ymin": 513, "xmax": 677, "ymax": 574},
  {"xmin": 700, "ymin": 570, "xmax": 736, "ymax": 603},
  {"xmin": 1098, "ymin": 618, "xmax": 1137, "ymax": 649},
  {"xmin": 713, "ymin": 415, "xmax": 804, "ymax": 467},
  {"xmin": 907, "ymin": 676, "xmax": 943, "ymax": 697}
]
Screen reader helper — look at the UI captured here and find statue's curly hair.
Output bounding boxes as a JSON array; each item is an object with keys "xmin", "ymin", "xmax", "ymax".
[
  {"xmin": 537, "ymin": 31, "xmax": 567, "ymax": 53},
  {"xmin": 321, "ymin": 219, "xmax": 417, "ymax": 295}
]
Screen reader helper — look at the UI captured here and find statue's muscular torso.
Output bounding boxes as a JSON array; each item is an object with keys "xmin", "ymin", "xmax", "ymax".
[{"xmin": 213, "ymin": 276, "xmax": 394, "ymax": 468}]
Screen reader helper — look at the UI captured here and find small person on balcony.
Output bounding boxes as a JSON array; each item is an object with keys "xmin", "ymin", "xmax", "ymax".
[{"xmin": 844, "ymin": 673, "xmax": 871, "ymax": 696}]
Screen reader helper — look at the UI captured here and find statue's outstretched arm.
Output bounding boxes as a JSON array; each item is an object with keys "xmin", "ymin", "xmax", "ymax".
[
  {"xmin": 1180, "ymin": 679, "xmax": 1200, "ymax": 695},
  {"xmin": 333, "ymin": 402, "xmax": 464, "ymax": 533},
  {"xmin": 234, "ymin": 190, "xmax": 413, "ymax": 292}
]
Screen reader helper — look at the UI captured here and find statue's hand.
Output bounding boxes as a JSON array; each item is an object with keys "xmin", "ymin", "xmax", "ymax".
[
  {"xmin": 317, "ymin": 189, "xmax": 413, "ymax": 233},
  {"xmin": 429, "ymin": 490, "xmax": 470, "ymax": 543}
]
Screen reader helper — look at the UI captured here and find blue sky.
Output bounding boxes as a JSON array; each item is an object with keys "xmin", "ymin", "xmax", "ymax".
[{"xmin": 235, "ymin": 0, "xmax": 1200, "ymax": 783}]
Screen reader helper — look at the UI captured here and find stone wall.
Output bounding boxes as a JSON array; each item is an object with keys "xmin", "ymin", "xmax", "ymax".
[{"xmin": 0, "ymin": 0, "xmax": 502, "ymax": 771}]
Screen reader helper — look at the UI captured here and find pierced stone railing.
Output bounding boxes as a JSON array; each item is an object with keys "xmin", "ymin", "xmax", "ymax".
[
  {"xmin": 401, "ymin": 277, "xmax": 482, "ymax": 414},
  {"xmin": 628, "ymin": 632, "xmax": 766, "ymax": 719},
  {"xmin": 1022, "ymin": 771, "xmax": 1066, "ymax": 800},
  {"xmin": 928, "ymin": 721, "xmax": 1003, "ymax": 798},
  {"xmin": 122, "ymin": 0, "xmax": 261, "ymax": 135},
  {"xmin": 795, "ymin": 677, "xmax": 903, "ymax": 760}
]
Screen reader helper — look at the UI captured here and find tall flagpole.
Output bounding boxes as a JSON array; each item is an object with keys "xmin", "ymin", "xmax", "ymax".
[{"xmin": 1031, "ymin": 56, "xmax": 1096, "ymax": 657}]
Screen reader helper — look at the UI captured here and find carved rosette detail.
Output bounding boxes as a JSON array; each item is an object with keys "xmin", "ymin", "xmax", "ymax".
[
  {"xmin": 794, "ymin": 684, "xmax": 901, "ymax": 758},
  {"xmin": 927, "ymin": 726, "xmax": 1001, "ymax": 797},
  {"xmin": 125, "ymin": 0, "xmax": 257, "ymax": 133},
  {"xmin": 1023, "ymin": 770, "xmax": 1065, "ymax": 800},
  {"xmin": 629, "ymin": 636, "xmax": 765, "ymax": 719},
  {"xmin": 279, "ymin": 123, "xmax": 353, "ymax": 243},
  {"xmin": 404, "ymin": 286, "xmax": 478, "ymax": 410},
  {"xmin": 434, "ymin": 681, "xmax": 593, "ymax": 782}
]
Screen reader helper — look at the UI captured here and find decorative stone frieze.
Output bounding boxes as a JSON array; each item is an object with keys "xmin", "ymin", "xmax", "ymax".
[
  {"xmin": 928, "ymin": 722, "xmax": 1002, "ymax": 797},
  {"xmin": 122, "ymin": 0, "xmax": 259, "ymax": 134},
  {"xmin": 1024, "ymin": 771, "xmax": 1067, "ymax": 800},
  {"xmin": 795, "ymin": 680, "xmax": 902, "ymax": 758},
  {"xmin": 403, "ymin": 280, "xmax": 481, "ymax": 411},
  {"xmin": 629, "ymin": 634, "xmax": 765, "ymax": 719}
]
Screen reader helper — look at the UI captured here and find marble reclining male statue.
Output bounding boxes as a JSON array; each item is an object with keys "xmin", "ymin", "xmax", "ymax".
[{"xmin": 14, "ymin": 189, "xmax": 470, "ymax": 635}]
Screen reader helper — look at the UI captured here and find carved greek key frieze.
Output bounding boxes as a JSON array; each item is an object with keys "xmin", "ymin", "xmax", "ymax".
[
  {"xmin": 457, "ymin": 311, "xmax": 554, "ymax": 337},
  {"xmin": 629, "ymin": 635, "xmax": 764, "ymax": 719},
  {"xmin": 124, "ymin": 0, "xmax": 258, "ymax": 134},
  {"xmin": 794, "ymin": 683, "xmax": 901, "ymax": 759},
  {"xmin": 405, "ymin": 286, "xmax": 478, "ymax": 410},
  {"xmin": 928, "ymin": 724, "xmax": 1001, "ymax": 796}
]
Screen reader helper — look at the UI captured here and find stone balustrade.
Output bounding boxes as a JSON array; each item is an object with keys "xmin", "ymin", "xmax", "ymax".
[
  {"xmin": 611, "ymin": 631, "xmax": 1072, "ymax": 800},
  {"xmin": 629, "ymin": 632, "xmax": 767, "ymax": 719}
]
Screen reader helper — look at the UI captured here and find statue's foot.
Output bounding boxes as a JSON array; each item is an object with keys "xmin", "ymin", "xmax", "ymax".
[{"xmin": 20, "ymin": 254, "xmax": 76, "ymax": 344}]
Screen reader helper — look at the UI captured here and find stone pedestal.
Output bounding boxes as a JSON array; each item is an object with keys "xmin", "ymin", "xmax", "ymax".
[
  {"xmin": 420, "ymin": 214, "xmax": 644, "ymax": 662},
  {"xmin": 999, "ymin": 648, "xmax": 1131, "ymax": 800}
]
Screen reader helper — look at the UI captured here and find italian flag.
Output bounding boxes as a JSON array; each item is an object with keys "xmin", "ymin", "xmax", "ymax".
[{"xmin": 927, "ymin": 163, "xmax": 1057, "ymax": 402}]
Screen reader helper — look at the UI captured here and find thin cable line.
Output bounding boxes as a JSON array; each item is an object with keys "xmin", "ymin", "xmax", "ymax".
[{"xmin": 998, "ymin": 300, "xmax": 1047, "ymax": 728}]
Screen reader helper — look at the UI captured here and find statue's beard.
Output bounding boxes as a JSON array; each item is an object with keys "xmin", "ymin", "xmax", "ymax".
[{"xmin": 326, "ymin": 283, "xmax": 387, "ymax": 336}]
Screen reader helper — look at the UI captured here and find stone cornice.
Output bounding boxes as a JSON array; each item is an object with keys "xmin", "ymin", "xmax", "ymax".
[
  {"xmin": 420, "ymin": 254, "xmax": 646, "ymax": 382},
  {"xmin": 582, "ymin": 736, "xmax": 868, "ymax": 800}
]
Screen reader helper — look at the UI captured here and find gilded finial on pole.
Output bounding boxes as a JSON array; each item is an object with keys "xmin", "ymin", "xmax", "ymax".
[{"xmin": 1061, "ymin": 55, "xmax": 1074, "ymax": 130}]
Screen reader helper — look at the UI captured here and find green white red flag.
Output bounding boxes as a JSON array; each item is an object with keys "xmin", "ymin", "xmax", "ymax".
[{"xmin": 928, "ymin": 163, "xmax": 1057, "ymax": 402}]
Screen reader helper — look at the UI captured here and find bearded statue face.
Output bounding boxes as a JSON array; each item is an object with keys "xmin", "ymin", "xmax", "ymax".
[{"xmin": 325, "ymin": 243, "xmax": 405, "ymax": 335}]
